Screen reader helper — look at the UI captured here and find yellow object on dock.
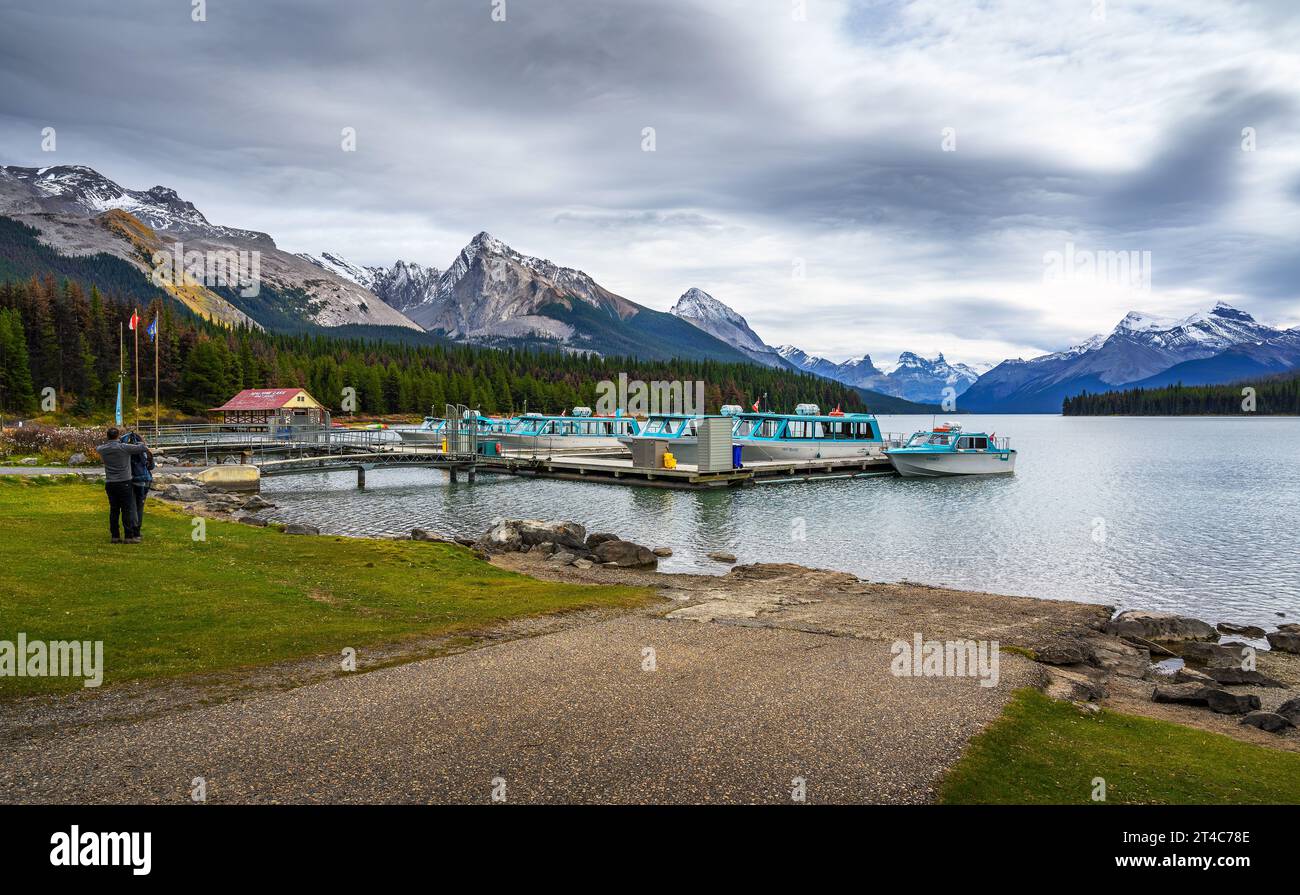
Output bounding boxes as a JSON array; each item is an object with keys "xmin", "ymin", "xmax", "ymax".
[{"xmin": 663, "ymin": 452, "xmax": 677, "ymax": 470}]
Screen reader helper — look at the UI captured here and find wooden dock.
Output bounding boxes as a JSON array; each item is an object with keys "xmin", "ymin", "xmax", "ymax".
[{"xmin": 477, "ymin": 451, "xmax": 896, "ymax": 490}]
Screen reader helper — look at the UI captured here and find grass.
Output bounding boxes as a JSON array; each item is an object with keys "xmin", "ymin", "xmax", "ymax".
[
  {"xmin": 0, "ymin": 477, "xmax": 653, "ymax": 697},
  {"xmin": 939, "ymin": 688, "xmax": 1300, "ymax": 804}
]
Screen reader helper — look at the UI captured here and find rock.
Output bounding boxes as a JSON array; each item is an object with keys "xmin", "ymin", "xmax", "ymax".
[
  {"xmin": 1106, "ymin": 610, "xmax": 1217, "ymax": 643},
  {"xmin": 1172, "ymin": 666, "xmax": 1217, "ymax": 685},
  {"xmin": 68, "ymin": 452, "xmax": 88, "ymax": 465},
  {"xmin": 18, "ymin": 457, "xmax": 38, "ymax": 466},
  {"xmin": 652, "ymin": 547, "xmax": 674, "ymax": 558},
  {"xmin": 1216, "ymin": 622, "xmax": 1266, "ymax": 638},
  {"xmin": 529, "ymin": 541, "xmax": 555, "ymax": 555},
  {"xmin": 1274, "ymin": 697, "xmax": 1300, "ymax": 725},
  {"xmin": 1266, "ymin": 631, "xmax": 1300, "ymax": 654},
  {"xmin": 707, "ymin": 551, "xmax": 738, "ymax": 564},
  {"xmin": 455, "ymin": 538, "xmax": 477, "ymax": 548},
  {"xmin": 516, "ymin": 520, "xmax": 586, "ymax": 550},
  {"xmin": 410, "ymin": 528, "xmax": 450, "ymax": 542},
  {"xmin": 1151, "ymin": 683, "xmax": 1209, "ymax": 705},
  {"xmin": 1088, "ymin": 637, "xmax": 1151, "ymax": 680},
  {"xmin": 1179, "ymin": 641, "xmax": 1251, "ymax": 665},
  {"xmin": 1201, "ymin": 666, "xmax": 1285, "ymax": 688},
  {"xmin": 241, "ymin": 495, "xmax": 276, "ymax": 512},
  {"xmin": 282, "ymin": 523, "xmax": 320, "ymax": 535},
  {"xmin": 1035, "ymin": 642, "xmax": 1091, "ymax": 666},
  {"xmin": 572, "ymin": 559, "xmax": 594, "ymax": 570},
  {"xmin": 1277, "ymin": 623, "xmax": 1300, "ymax": 633},
  {"xmin": 549, "ymin": 552, "xmax": 577, "ymax": 565},
  {"xmin": 477, "ymin": 519, "xmax": 523, "ymax": 552},
  {"xmin": 585, "ymin": 532, "xmax": 621, "ymax": 549},
  {"xmin": 161, "ymin": 483, "xmax": 207, "ymax": 503},
  {"xmin": 1204, "ymin": 689, "xmax": 1261, "ymax": 715},
  {"xmin": 237, "ymin": 516, "xmax": 268, "ymax": 527},
  {"xmin": 592, "ymin": 539, "xmax": 658, "ymax": 569},
  {"xmin": 1239, "ymin": 711, "xmax": 1294, "ymax": 733}
]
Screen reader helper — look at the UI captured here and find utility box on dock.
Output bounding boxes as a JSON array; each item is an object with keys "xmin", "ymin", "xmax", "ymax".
[
  {"xmin": 630, "ymin": 439, "xmax": 668, "ymax": 469},
  {"xmin": 696, "ymin": 416, "xmax": 734, "ymax": 473}
]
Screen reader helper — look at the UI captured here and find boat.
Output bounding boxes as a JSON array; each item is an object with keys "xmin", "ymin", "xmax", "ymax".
[
  {"xmin": 885, "ymin": 423, "xmax": 1016, "ymax": 477},
  {"xmin": 616, "ymin": 413, "xmax": 709, "ymax": 463},
  {"xmin": 395, "ymin": 412, "xmax": 515, "ymax": 446},
  {"xmin": 496, "ymin": 407, "xmax": 641, "ymax": 454},
  {"xmin": 732, "ymin": 404, "xmax": 891, "ymax": 462}
]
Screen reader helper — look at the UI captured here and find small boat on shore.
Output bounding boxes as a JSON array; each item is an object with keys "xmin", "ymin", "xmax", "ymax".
[
  {"xmin": 885, "ymin": 423, "xmax": 1016, "ymax": 477},
  {"xmin": 497, "ymin": 407, "xmax": 641, "ymax": 453}
]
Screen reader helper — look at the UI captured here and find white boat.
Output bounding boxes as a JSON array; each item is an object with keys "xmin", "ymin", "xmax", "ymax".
[
  {"xmin": 733, "ymin": 404, "xmax": 890, "ymax": 462},
  {"xmin": 395, "ymin": 416, "xmax": 448, "ymax": 445},
  {"xmin": 885, "ymin": 423, "xmax": 1016, "ymax": 477},
  {"xmin": 497, "ymin": 407, "xmax": 641, "ymax": 454}
]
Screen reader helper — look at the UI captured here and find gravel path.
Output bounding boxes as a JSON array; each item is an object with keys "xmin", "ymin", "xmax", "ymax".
[{"xmin": 0, "ymin": 614, "xmax": 1039, "ymax": 804}]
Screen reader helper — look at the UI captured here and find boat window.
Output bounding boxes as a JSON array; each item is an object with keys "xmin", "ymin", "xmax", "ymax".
[
  {"xmin": 786, "ymin": 420, "xmax": 825, "ymax": 439},
  {"xmin": 957, "ymin": 436, "xmax": 973, "ymax": 449},
  {"xmin": 734, "ymin": 418, "xmax": 757, "ymax": 437},
  {"xmin": 973, "ymin": 437, "xmax": 988, "ymax": 450}
]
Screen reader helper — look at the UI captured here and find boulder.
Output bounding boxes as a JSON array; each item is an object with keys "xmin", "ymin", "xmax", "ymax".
[
  {"xmin": 1087, "ymin": 637, "xmax": 1151, "ymax": 680},
  {"xmin": 410, "ymin": 528, "xmax": 450, "ymax": 542},
  {"xmin": 1274, "ymin": 697, "xmax": 1300, "ymax": 725},
  {"xmin": 1277, "ymin": 623, "xmax": 1300, "ymax": 634},
  {"xmin": 237, "ymin": 516, "xmax": 268, "ymax": 527},
  {"xmin": 1035, "ymin": 642, "xmax": 1092, "ymax": 666},
  {"xmin": 1204, "ymin": 689, "xmax": 1260, "ymax": 715},
  {"xmin": 1179, "ymin": 641, "xmax": 1251, "ymax": 665},
  {"xmin": 1106, "ymin": 610, "xmax": 1217, "ymax": 643},
  {"xmin": 572, "ymin": 559, "xmax": 594, "ymax": 571},
  {"xmin": 592, "ymin": 539, "xmax": 658, "ymax": 569},
  {"xmin": 68, "ymin": 452, "xmax": 88, "ymax": 465},
  {"xmin": 1239, "ymin": 711, "xmax": 1294, "ymax": 733},
  {"xmin": 18, "ymin": 457, "xmax": 38, "ymax": 466},
  {"xmin": 282, "ymin": 523, "xmax": 320, "ymax": 535},
  {"xmin": 585, "ymin": 532, "xmax": 621, "ymax": 549},
  {"xmin": 1172, "ymin": 666, "xmax": 1216, "ymax": 686},
  {"xmin": 1216, "ymin": 622, "xmax": 1266, "ymax": 638},
  {"xmin": 516, "ymin": 520, "xmax": 586, "ymax": 549},
  {"xmin": 477, "ymin": 519, "xmax": 523, "ymax": 553},
  {"xmin": 1151, "ymin": 683, "xmax": 1209, "ymax": 706},
  {"xmin": 1201, "ymin": 666, "xmax": 1285, "ymax": 688},
  {"xmin": 241, "ymin": 495, "xmax": 276, "ymax": 512},
  {"xmin": 707, "ymin": 551, "xmax": 738, "ymax": 564},
  {"xmin": 1266, "ymin": 631, "xmax": 1300, "ymax": 654},
  {"xmin": 652, "ymin": 547, "xmax": 674, "ymax": 558},
  {"xmin": 529, "ymin": 541, "xmax": 555, "ymax": 555},
  {"xmin": 161, "ymin": 483, "xmax": 207, "ymax": 503},
  {"xmin": 548, "ymin": 552, "xmax": 577, "ymax": 565}
]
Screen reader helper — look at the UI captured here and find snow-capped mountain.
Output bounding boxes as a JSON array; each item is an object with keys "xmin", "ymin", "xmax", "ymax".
[
  {"xmin": 0, "ymin": 164, "xmax": 419, "ymax": 331},
  {"xmin": 881, "ymin": 352, "xmax": 982, "ymax": 403},
  {"xmin": 297, "ymin": 251, "xmax": 377, "ymax": 289},
  {"xmin": 669, "ymin": 288, "xmax": 788, "ymax": 368},
  {"xmin": 960, "ymin": 302, "xmax": 1295, "ymax": 412}
]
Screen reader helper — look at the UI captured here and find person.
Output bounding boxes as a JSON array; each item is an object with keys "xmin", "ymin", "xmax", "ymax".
[
  {"xmin": 120, "ymin": 430, "xmax": 154, "ymax": 539},
  {"xmin": 96, "ymin": 427, "xmax": 150, "ymax": 544}
]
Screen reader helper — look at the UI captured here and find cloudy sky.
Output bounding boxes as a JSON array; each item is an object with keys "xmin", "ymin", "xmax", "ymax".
[{"xmin": 2, "ymin": 0, "xmax": 1299, "ymax": 365}]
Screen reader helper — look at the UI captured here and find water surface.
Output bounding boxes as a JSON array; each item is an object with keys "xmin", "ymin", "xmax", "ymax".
[{"xmin": 258, "ymin": 415, "xmax": 1300, "ymax": 627}]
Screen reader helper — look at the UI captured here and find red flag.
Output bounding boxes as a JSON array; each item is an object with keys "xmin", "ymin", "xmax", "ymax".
[
  {"xmin": 751, "ymin": 400, "xmax": 760, "ymax": 412},
  {"xmin": 129, "ymin": 310, "xmax": 140, "ymax": 331}
]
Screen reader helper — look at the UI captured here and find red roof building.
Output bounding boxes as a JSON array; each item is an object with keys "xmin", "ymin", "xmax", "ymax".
[{"xmin": 210, "ymin": 388, "xmax": 328, "ymax": 427}]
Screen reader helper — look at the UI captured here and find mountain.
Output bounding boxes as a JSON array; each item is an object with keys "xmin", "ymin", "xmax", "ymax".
[
  {"xmin": 960, "ymin": 302, "xmax": 1293, "ymax": 412},
  {"xmin": 0, "ymin": 164, "xmax": 420, "ymax": 331},
  {"xmin": 668, "ymin": 288, "xmax": 789, "ymax": 368},
  {"xmin": 879, "ymin": 352, "xmax": 982, "ymax": 403}
]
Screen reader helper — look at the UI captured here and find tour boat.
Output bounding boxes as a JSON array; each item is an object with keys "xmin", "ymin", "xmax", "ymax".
[
  {"xmin": 616, "ymin": 413, "xmax": 710, "ymax": 463},
  {"xmin": 396, "ymin": 412, "xmax": 515, "ymax": 446},
  {"xmin": 885, "ymin": 423, "xmax": 1016, "ymax": 477},
  {"xmin": 496, "ymin": 407, "xmax": 641, "ymax": 453},
  {"xmin": 731, "ymin": 404, "xmax": 891, "ymax": 462}
]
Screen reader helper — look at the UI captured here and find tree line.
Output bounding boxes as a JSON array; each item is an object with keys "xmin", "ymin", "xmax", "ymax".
[
  {"xmin": 0, "ymin": 275, "xmax": 869, "ymax": 419},
  {"xmin": 1062, "ymin": 376, "xmax": 1300, "ymax": 416}
]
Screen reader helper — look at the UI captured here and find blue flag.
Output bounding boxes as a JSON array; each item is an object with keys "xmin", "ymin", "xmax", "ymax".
[
  {"xmin": 147, "ymin": 318, "xmax": 157, "ymax": 341},
  {"xmin": 114, "ymin": 380, "xmax": 123, "ymax": 426}
]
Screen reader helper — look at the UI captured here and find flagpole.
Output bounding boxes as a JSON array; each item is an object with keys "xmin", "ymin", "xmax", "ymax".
[
  {"xmin": 153, "ymin": 315, "xmax": 160, "ymax": 434},
  {"xmin": 133, "ymin": 308, "xmax": 140, "ymax": 430}
]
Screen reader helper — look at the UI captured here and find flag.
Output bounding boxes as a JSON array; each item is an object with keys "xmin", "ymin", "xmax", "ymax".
[
  {"xmin": 147, "ymin": 318, "xmax": 157, "ymax": 341},
  {"xmin": 114, "ymin": 380, "xmax": 123, "ymax": 426},
  {"xmin": 751, "ymin": 400, "xmax": 760, "ymax": 412},
  {"xmin": 129, "ymin": 310, "xmax": 140, "ymax": 331}
]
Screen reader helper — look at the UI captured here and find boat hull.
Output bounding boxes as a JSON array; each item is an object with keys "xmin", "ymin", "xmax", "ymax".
[
  {"xmin": 396, "ymin": 429, "xmax": 444, "ymax": 445},
  {"xmin": 887, "ymin": 451, "xmax": 1016, "ymax": 477},
  {"xmin": 498, "ymin": 433, "xmax": 628, "ymax": 454},
  {"xmin": 738, "ymin": 440, "xmax": 884, "ymax": 462}
]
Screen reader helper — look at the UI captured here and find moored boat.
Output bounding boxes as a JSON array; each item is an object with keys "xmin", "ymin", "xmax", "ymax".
[
  {"xmin": 885, "ymin": 423, "xmax": 1016, "ymax": 477},
  {"xmin": 497, "ymin": 407, "xmax": 641, "ymax": 454},
  {"xmin": 732, "ymin": 404, "xmax": 891, "ymax": 462}
]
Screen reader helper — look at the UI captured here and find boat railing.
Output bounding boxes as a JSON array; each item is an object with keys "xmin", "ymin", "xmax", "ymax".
[
  {"xmin": 993, "ymin": 436, "xmax": 1012, "ymax": 452},
  {"xmin": 880, "ymin": 432, "xmax": 910, "ymax": 448}
]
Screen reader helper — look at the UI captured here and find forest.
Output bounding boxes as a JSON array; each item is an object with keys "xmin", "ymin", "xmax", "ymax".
[
  {"xmin": 1061, "ymin": 375, "xmax": 1300, "ymax": 416},
  {"xmin": 0, "ymin": 274, "xmax": 871, "ymax": 420}
]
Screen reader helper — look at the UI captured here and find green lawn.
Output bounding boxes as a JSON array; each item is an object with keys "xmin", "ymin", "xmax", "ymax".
[
  {"xmin": 940, "ymin": 688, "xmax": 1300, "ymax": 804},
  {"xmin": 0, "ymin": 477, "xmax": 652, "ymax": 696}
]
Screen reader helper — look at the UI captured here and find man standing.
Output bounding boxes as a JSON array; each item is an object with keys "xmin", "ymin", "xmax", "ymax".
[
  {"xmin": 96, "ymin": 427, "xmax": 149, "ymax": 544},
  {"xmin": 120, "ymin": 430, "xmax": 154, "ymax": 539}
]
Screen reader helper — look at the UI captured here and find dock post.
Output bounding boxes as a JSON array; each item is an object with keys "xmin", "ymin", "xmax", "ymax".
[
  {"xmin": 467, "ymin": 465, "xmax": 477, "ymax": 483},
  {"xmin": 448, "ymin": 466, "xmax": 458, "ymax": 484},
  {"xmin": 356, "ymin": 466, "xmax": 365, "ymax": 489}
]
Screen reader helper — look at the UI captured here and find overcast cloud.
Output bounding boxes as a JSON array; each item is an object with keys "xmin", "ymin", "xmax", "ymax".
[{"xmin": 2, "ymin": 0, "xmax": 1299, "ymax": 364}]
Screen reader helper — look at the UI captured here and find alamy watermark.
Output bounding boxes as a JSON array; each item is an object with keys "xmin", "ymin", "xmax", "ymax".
[
  {"xmin": 595, "ymin": 373, "xmax": 705, "ymax": 416},
  {"xmin": 151, "ymin": 242, "xmax": 261, "ymax": 298},
  {"xmin": 1, "ymin": 633, "xmax": 103, "ymax": 688},
  {"xmin": 1043, "ymin": 242, "xmax": 1151, "ymax": 291},
  {"xmin": 890, "ymin": 632, "xmax": 1000, "ymax": 688}
]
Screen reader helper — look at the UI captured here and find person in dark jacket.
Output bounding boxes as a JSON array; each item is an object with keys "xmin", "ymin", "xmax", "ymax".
[
  {"xmin": 120, "ymin": 431, "xmax": 154, "ymax": 539},
  {"xmin": 95, "ymin": 427, "xmax": 149, "ymax": 544}
]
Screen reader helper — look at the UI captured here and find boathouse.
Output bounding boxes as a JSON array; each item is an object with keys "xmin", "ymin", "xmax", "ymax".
[{"xmin": 210, "ymin": 388, "xmax": 329, "ymax": 429}]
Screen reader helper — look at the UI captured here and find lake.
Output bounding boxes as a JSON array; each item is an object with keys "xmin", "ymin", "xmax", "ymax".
[{"xmin": 257, "ymin": 415, "xmax": 1300, "ymax": 627}]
